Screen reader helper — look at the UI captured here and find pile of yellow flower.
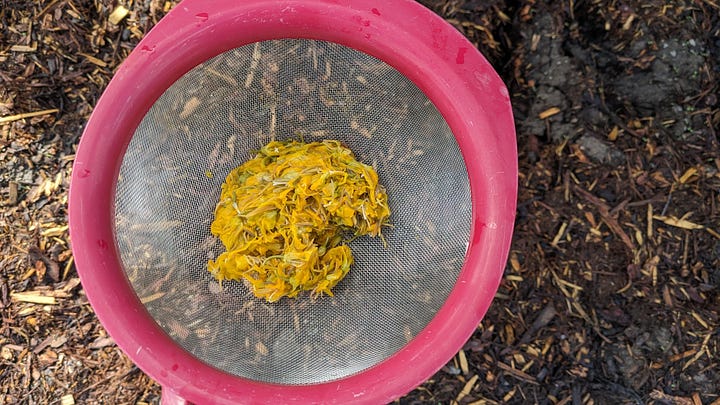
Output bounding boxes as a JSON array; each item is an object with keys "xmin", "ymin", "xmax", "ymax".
[{"xmin": 208, "ymin": 139, "xmax": 390, "ymax": 302}]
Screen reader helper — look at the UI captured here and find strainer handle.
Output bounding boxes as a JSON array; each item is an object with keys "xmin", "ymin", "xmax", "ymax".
[{"xmin": 161, "ymin": 387, "xmax": 189, "ymax": 405}]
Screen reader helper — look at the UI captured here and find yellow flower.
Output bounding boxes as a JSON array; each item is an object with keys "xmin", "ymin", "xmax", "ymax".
[{"xmin": 207, "ymin": 139, "xmax": 390, "ymax": 302}]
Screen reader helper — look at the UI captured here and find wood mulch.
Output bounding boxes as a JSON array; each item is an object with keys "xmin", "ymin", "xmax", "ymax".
[{"xmin": 2, "ymin": 0, "xmax": 719, "ymax": 404}]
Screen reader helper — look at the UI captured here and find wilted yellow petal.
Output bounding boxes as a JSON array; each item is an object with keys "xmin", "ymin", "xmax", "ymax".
[{"xmin": 208, "ymin": 139, "xmax": 390, "ymax": 302}]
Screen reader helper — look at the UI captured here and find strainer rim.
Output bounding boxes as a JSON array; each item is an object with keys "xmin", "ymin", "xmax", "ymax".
[{"xmin": 68, "ymin": 0, "xmax": 517, "ymax": 403}]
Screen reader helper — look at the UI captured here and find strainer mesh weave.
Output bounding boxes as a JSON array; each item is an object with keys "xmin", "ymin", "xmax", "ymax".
[{"xmin": 115, "ymin": 39, "xmax": 470, "ymax": 385}]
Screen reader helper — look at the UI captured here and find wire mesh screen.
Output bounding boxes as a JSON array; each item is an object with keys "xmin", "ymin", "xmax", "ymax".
[{"xmin": 115, "ymin": 39, "xmax": 471, "ymax": 385}]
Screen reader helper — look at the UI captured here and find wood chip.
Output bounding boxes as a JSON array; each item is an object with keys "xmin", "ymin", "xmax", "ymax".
[
  {"xmin": 679, "ymin": 167, "xmax": 698, "ymax": 184},
  {"xmin": 691, "ymin": 312, "xmax": 710, "ymax": 329},
  {"xmin": 33, "ymin": 335, "xmax": 54, "ymax": 354},
  {"xmin": 520, "ymin": 303, "xmax": 557, "ymax": 343},
  {"xmin": 551, "ymin": 221, "xmax": 568, "ymax": 247},
  {"xmin": 33, "ymin": 334, "xmax": 68, "ymax": 353},
  {"xmin": 538, "ymin": 107, "xmax": 561, "ymax": 119},
  {"xmin": 41, "ymin": 225, "xmax": 69, "ymax": 237},
  {"xmin": 11, "ymin": 292, "xmax": 56, "ymax": 305},
  {"xmin": 669, "ymin": 349, "xmax": 696, "ymax": 362},
  {"xmin": 608, "ymin": 126, "xmax": 619, "ymax": 141},
  {"xmin": 129, "ymin": 221, "xmax": 182, "ymax": 232},
  {"xmin": 649, "ymin": 389, "xmax": 693, "ymax": 405},
  {"xmin": 653, "ymin": 215, "xmax": 704, "ymax": 230},
  {"xmin": 0, "ymin": 109, "xmax": 59, "ymax": 124},
  {"xmin": 468, "ymin": 399, "xmax": 499, "ymax": 405},
  {"xmin": 108, "ymin": 6, "xmax": 129, "ymax": 25},
  {"xmin": 0, "ymin": 346, "xmax": 13, "ymax": 360},
  {"xmin": 509, "ymin": 252, "xmax": 520, "ymax": 271},
  {"xmin": 682, "ymin": 333, "xmax": 712, "ymax": 370},
  {"xmin": 60, "ymin": 394, "xmax": 75, "ymax": 405},
  {"xmin": 50, "ymin": 335, "xmax": 68, "ymax": 348},
  {"xmin": 245, "ymin": 42, "xmax": 262, "ymax": 88},
  {"xmin": 552, "ymin": 270, "xmax": 584, "ymax": 292},
  {"xmin": 662, "ymin": 285, "xmax": 674, "ymax": 307},
  {"xmin": 61, "ymin": 278, "xmax": 82, "ymax": 293},
  {"xmin": 454, "ymin": 374, "xmax": 478, "ymax": 403},
  {"xmin": 8, "ymin": 181, "xmax": 19, "ymax": 205},
  {"xmin": 705, "ymin": 227, "xmax": 720, "ymax": 239},
  {"xmin": 10, "ymin": 42, "xmax": 37, "ymax": 52},
  {"xmin": 570, "ymin": 300, "xmax": 611, "ymax": 343},
  {"xmin": 88, "ymin": 337, "xmax": 115, "ymax": 350},
  {"xmin": 555, "ymin": 396, "xmax": 572, "ymax": 405},
  {"xmin": 502, "ymin": 387, "xmax": 517, "ymax": 402},
  {"xmin": 255, "ymin": 341, "xmax": 268, "ymax": 356},
  {"xmin": 574, "ymin": 185, "xmax": 635, "ymax": 252},
  {"xmin": 207, "ymin": 67, "xmax": 239, "ymax": 86},
  {"xmin": 179, "ymin": 97, "xmax": 201, "ymax": 120},
  {"xmin": 79, "ymin": 53, "xmax": 107, "ymax": 68},
  {"xmin": 458, "ymin": 349, "xmax": 469, "ymax": 375},
  {"xmin": 622, "ymin": 14, "xmax": 635, "ymax": 30},
  {"xmin": 140, "ymin": 292, "xmax": 165, "ymax": 304},
  {"xmin": 496, "ymin": 362, "xmax": 538, "ymax": 384}
]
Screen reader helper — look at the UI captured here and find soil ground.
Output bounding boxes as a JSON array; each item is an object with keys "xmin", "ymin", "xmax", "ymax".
[{"xmin": 1, "ymin": 0, "xmax": 719, "ymax": 404}]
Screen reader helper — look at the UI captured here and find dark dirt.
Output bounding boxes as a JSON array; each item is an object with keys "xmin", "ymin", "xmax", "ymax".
[{"xmin": 2, "ymin": 0, "xmax": 720, "ymax": 404}]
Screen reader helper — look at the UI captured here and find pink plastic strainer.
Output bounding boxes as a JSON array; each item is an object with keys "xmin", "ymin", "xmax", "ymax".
[{"xmin": 68, "ymin": 0, "xmax": 517, "ymax": 403}]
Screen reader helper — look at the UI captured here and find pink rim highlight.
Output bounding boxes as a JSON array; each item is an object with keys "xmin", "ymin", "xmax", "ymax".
[{"xmin": 68, "ymin": 0, "xmax": 517, "ymax": 403}]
